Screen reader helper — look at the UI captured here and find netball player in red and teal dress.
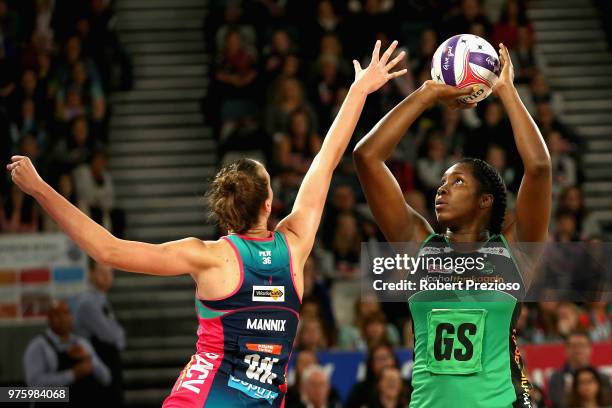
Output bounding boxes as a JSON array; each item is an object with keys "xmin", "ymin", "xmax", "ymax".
[{"xmin": 8, "ymin": 41, "xmax": 407, "ymax": 407}]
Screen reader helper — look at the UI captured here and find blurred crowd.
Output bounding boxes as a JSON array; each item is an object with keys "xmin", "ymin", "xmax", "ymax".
[
  {"xmin": 1, "ymin": 0, "xmax": 611, "ymax": 407},
  {"xmin": 0, "ymin": 0, "xmax": 129, "ymax": 237},
  {"xmin": 204, "ymin": 0, "xmax": 611, "ymax": 407}
]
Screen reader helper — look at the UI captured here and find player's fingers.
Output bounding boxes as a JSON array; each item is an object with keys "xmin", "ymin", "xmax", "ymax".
[
  {"xmin": 387, "ymin": 68, "xmax": 408, "ymax": 79},
  {"xmin": 500, "ymin": 43, "xmax": 513, "ymax": 66},
  {"xmin": 6, "ymin": 160, "xmax": 21, "ymax": 171},
  {"xmin": 385, "ymin": 50, "xmax": 405, "ymax": 71},
  {"xmin": 453, "ymin": 86, "xmax": 475, "ymax": 96},
  {"xmin": 353, "ymin": 59, "xmax": 362, "ymax": 73},
  {"xmin": 10, "ymin": 155, "xmax": 25, "ymax": 162},
  {"xmin": 371, "ymin": 40, "xmax": 381, "ymax": 64},
  {"xmin": 380, "ymin": 40, "xmax": 398, "ymax": 66}
]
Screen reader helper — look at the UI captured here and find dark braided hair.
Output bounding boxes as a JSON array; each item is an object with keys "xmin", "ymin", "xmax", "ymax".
[{"xmin": 458, "ymin": 158, "xmax": 507, "ymax": 235}]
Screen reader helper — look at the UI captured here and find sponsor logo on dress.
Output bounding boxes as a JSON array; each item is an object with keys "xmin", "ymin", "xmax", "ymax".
[
  {"xmin": 246, "ymin": 343, "xmax": 282, "ymax": 355},
  {"xmin": 246, "ymin": 318, "xmax": 286, "ymax": 332},
  {"xmin": 252, "ymin": 285, "xmax": 285, "ymax": 302},
  {"xmin": 177, "ymin": 352, "xmax": 220, "ymax": 394},
  {"xmin": 228, "ymin": 375, "xmax": 279, "ymax": 405}
]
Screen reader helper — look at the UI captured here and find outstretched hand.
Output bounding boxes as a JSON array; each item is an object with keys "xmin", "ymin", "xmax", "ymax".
[
  {"xmin": 6, "ymin": 156, "xmax": 45, "ymax": 196},
  {"xmin": 352, "ymin": 40, "xmax": 407, "ymax": 95},
  {"xmin": 493, "ymin": 43, "xmax": 515, "ymax": 95}
]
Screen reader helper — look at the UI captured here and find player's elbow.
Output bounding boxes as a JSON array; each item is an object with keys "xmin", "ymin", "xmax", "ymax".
[
  {"xmin": 353, "ymin": 140, "xmax": 372, "ymax": 166},
  {"xmin": 525, "ymin": 158, "xmax": 552, "ymax": 178},
  {"xmin": 97, "ymin": 237, "xmax": 121, "ymax": 267}
]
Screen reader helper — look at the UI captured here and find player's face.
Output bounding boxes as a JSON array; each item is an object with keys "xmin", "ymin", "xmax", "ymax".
[{"xmin": 435, "ymin": 163, "xmax": 483, "ymax": 229}]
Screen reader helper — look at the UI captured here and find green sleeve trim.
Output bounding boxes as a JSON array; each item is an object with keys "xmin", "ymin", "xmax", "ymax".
[
  {"xmin": 417, "ymin": 233, "xmax": 438, "ymax": 255},
  {"xmin": 196, "ymin": 298, "xmax": 227, "ymax": 319}
]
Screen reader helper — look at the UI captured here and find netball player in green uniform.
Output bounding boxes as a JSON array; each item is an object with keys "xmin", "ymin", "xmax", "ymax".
[{"xmin": 353, "ymin": 44, "xmax": 550, "ymax": 407}]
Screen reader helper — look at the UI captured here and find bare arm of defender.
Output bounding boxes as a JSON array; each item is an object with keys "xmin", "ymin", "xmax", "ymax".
[
  {"xmin": 6, "ymin": 156, "xmax": 220, "ymax": 276},
  {"xmin": 277, "ymin": 40, "xmax": 407, "ymax": 266}
]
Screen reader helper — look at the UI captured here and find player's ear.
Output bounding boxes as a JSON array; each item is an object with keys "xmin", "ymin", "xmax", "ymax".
[{"xmin": 479, "ymin": 193, "xmax": 493, "ymax": 209}]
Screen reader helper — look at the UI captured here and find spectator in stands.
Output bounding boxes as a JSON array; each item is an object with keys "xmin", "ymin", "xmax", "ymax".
[
  {"xmin": 547, "ymin": 131, "xmax": 578, "ymax": 197},
  {"xmin": 0, "ymin": 0, "xmax": 18, "ymax": 43},
  {"xmin": 285, "ymin": 351, "xmax": 343, "ymax": 408},
  {"xmin": 43, "ymin": 172, "xmax": 81, "ymax": 232},
  {"xmin": 311, "ymin": 53, "xmax": 349, "ymax": 132},
  {"xmin": 411, "ymin": 28, "xmax": 437, "ymax": 78},
  {"xmin": 321, "ymin": 183, "xmax": 358, "ymax": 248},
  {"xmin": 49, "ymin": 116, "xmax": 94, "ymax": 174},
  {"xmin": 465, "ymin": 101, "xmax": 517, "ymax": 163},
  {"xmin": 295, "ymin": 317, "xmax": 329, "ymax": 352},
  {"xmin": 277, "ymin": 108, "xmax": 322, "ymax": 175},
  {"xmin": 319, "ymin": 33, "xmax": 351, "ymax": 77},
  {"xmin": 557, "ymin": 186, "xmax": 602, "ymax": 239},
  {"xmin": 509, "ymin": 26, "xmax": 538, "ymax": 84},
  {"xmin": 536, "ymin": 102, "xmax": 580, "ymax": 151},
  {"xmin": 22, "ymin": 300, "xmax": 110, "ymax": 405},
  {"xmin": 0, "ymin": 32, "xmax": 18, "ymax": 108},
  {"xmin": 345, "ymin": 343, "xmax": 399, "ymax": 408},
  {"xmin": 565, "ymin": 366, "xmax": 612, "ymax": 408},
  {"xmin": 300, "ymin": 296, "xmax": 337, "ymax": 346},
  {"xmin": 72, "ymin": 149, "xmax": 124, "ymax": 237},
  {"xmin": 529, "ymin": 73, "xmax": 564, "ymax": 116},
  {"xmin": 439, "ymin": 106, "xmax": 469, "ymax": 158},
  {"xmin": 211, "ymin": 1, "xmax": 257, "ymax": 56},
  {"xmin": 549, "ymin": 331, "xmax": 612, "ymax": 408},
  {"xmin": 1, "ymin": 183, "xmax": 39, "ymax": 233},
  {"xmin": 579, "ymin": 302, "xmax": 611, "ymax": 343},
  {"xmin": 339, "ymin": 295, "xmax": 400, "ymax": 350},
  {"xmin": 266, "ymin": 77, "xmax": 317, "ymax": 138},
  {"xmin": 55, "ymin": 61, "xmax": 106, "ymax": 126},
  {"xmin": 262, "ymin": 28, "xmax": 297, "ymax": 81},
  {"xmin": 10, "ymin": 69, "xmax": 46, "ymax": 125},
  {"xmin": 442, "ymin": 0, "xmax": 492, "ymax": 40},
  {"xmin": 286, "ymin": 350, "xmax": 318, "ymax": 406},
  {"xmin": 492, "ymin": 0, "xmax": 532, "ymax": 50},
  {"xmin": 51, "ymin": 36, "xmax": 101, "ymax": 93},
  {"xmin": 344, "ymin": 0, "xmax": 395, "ymax": 59},
  {"xmin": 486, "ymin": 143, "xmax": 517, "ymax": 194},
  {"xmin": 21, "ymin": 0, "xmax": 56, "ymax": 48},
  {"xmin": 305, "ymin": 0, "xmax": 345, "ymax": 54},
  {"xmin": 416, "ymin": 132, "xmax": 454, "ymax": 206},
  {"xmin": 74, "ymin": 260, "xmax": 125, "ymax": 407},
  {"xmin": 368, "ymin": 366, "xmax": 409, "ymax": 408},
  {"xmin": 536, "ymin": 210, "xmax": 584, "ymax": 299},
  {"xmin": 82, "ymin": 0, "xmax": 133, "ymax": 91},
  {"xmin": 302, "ymin": 255, "xmax": 336, "ymax": 334},
  {"xmin": 557, "ymin": 302, "xmax": 582, "ymax": 339},
  {"xmin": 330, "ymin": 211, "xmax": 362, "ymax": 277},
  {"xmin": 296, "ymin": 365, "xmax": 341, "ymax": 408},
  {"xmin": 214, "ymin": 29, "xmax": 259, "ymax": 124}
]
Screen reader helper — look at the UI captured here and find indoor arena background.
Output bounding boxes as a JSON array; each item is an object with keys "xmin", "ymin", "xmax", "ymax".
[{"xmin": 0, "ymin": 0, "xmax": 611, "ymax": 407}]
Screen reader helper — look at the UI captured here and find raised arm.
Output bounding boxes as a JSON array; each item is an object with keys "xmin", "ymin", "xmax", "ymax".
[
  {"xmin": 7, "ymin": 156, "xmax": 219, "ymax": 276},
  {"xmin": 353, "ymin": 81, "xmax": 474, "ymax": 242},
  {"xmin": 496, "ymin": 44, "xmax": 552, "ymax": 243},
  {"xmin": 276, "ymin": 40, "xmax": 406, "ymax": 264}
]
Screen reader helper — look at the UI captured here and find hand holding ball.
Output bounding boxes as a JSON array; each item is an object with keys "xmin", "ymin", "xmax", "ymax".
[{"xmin": 431, "ymin": 34, "xmax": 501, "ymax": 103}]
